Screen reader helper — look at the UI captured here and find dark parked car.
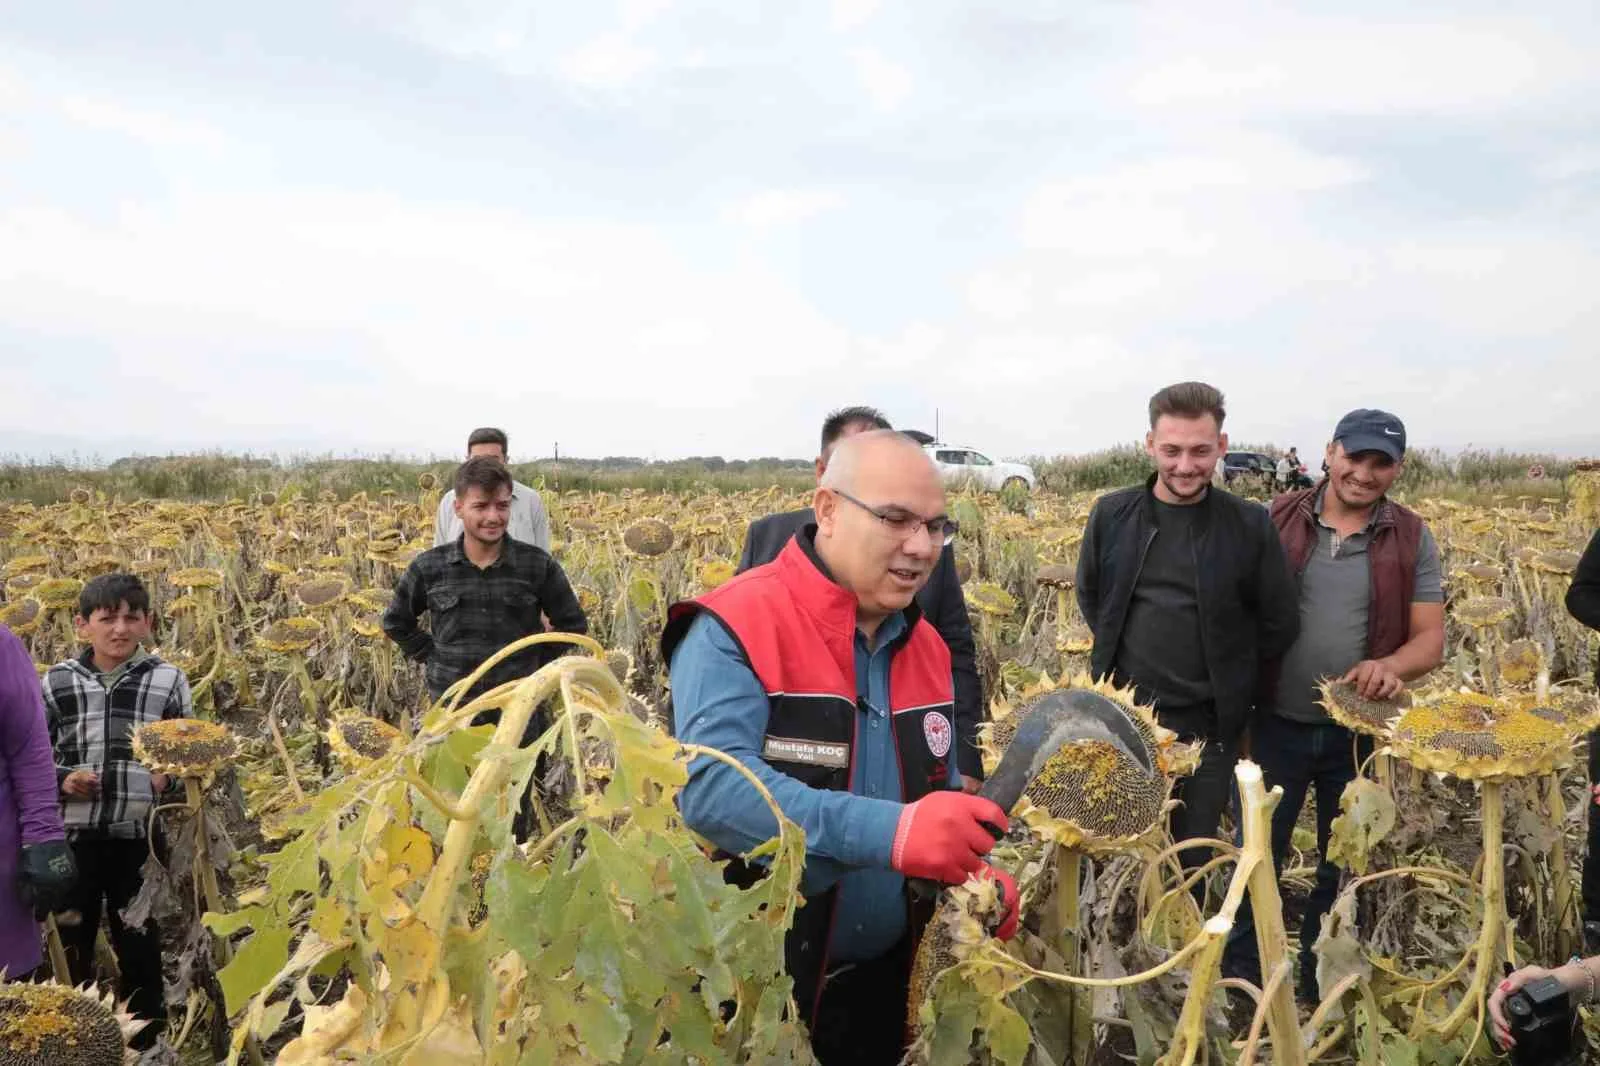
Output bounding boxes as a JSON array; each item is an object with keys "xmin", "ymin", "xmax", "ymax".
[{"xmin": 1222, "ymin": 451, "xmax": 1275, "ymax": 486}]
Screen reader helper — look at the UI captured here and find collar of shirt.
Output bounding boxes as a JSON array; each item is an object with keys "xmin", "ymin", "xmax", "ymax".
[
  {"xmin": 78, "ymin": 646, "xmax": 149, "ymax": 688},
  {"xmin": 1312, "ymin": 482, "xmax": 1386, "ymax": 554},
  {"xmin": 447, "ymin": 534, "xmax": 513, "ymax": 571},
  {"xmin": 853, "ymin": 611, "xmax": 908, "ymax": 718}
]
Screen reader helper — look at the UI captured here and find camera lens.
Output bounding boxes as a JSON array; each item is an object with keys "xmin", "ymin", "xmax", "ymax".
[{"xmin": 1506, "ymin": 995, "xmax": 1533, "ymax": 1019}]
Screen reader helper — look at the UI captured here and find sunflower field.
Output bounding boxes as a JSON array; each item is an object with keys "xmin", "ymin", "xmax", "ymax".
[{"xmin": 0, "ymin": 464, "xmax": 1597, "ymax": 1065}]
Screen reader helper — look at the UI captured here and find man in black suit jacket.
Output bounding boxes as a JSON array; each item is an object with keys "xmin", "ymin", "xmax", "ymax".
[{"xmin": 736, "ymin": 406, "xmax": 986, "ymax": 791}]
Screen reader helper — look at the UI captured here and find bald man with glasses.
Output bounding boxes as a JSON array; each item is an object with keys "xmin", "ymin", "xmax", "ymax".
[
  {"xmin": 665, "ymin": 430, "xmax": 1015, "ymax": 1064},
  {"xmin": 738, "ymin": 407, "xmax": 985, "ymax": 793}
]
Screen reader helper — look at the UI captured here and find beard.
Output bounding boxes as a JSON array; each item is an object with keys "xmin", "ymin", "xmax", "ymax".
[{"xmin": 1158, "ymin": 470, "xmax": 1210, "ymax": 502}]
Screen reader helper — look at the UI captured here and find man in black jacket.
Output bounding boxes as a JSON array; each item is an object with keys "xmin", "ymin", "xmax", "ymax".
[
  {"xmin": 737, "ymin": 407, "xmax": 986, "ymax": 791},
  {"xmin": 1076, "ymin": 382, "xmax": 1299, "ymax": 870},
  {"xmin": 1568, "ymin": 530, "xmax": 1600, "ymax": 949}
]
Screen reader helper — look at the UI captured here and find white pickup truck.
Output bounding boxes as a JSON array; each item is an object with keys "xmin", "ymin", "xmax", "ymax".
[{"xmin": 922, "ymin": 442, "xmax": 1036, "ymax": 493}]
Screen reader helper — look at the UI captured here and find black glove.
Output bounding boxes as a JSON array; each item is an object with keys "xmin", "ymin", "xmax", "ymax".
[{"xmin": 17, "ymin": 840, "xmax": 77, "ymax": 920}]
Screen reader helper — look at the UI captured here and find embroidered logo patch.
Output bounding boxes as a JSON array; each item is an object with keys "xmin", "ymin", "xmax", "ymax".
[
  {"xmin": 923, "ymin": 712, "xmax": 953, "ymax": 759},
  {"xmin": 763, "ymin": 736, "xmax": 850, "ymax": 769}
]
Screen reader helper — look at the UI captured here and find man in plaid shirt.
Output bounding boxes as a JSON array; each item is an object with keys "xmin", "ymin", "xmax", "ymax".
[
  {"xmin": 384, "ymin": 456, "xmax": 588, "ymax": 709},
  {"xmin": 43, "ymin": 572, "xmax": 188, "ymax": 1048}
]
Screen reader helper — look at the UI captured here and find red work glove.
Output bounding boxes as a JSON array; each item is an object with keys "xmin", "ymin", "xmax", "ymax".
[
  {"xmin": 890, "ymin": 791, "xmax": 1007, "ymax": 885},
  {"xmin": 976, "ymin": 866, "xmax": 1019, "ymax": 941}
]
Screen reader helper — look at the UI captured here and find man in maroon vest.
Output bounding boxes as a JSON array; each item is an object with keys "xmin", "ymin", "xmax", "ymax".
[
  {"xmin": 1224, "ymin": 409, "xmax": 1445, "ymax": 999},
  {"xmin": 664, "ymin": 430, "xmax": 1017, "ymax": 1064}
]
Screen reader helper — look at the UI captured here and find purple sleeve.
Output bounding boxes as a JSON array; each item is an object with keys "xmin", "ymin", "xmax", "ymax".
[{"xmin": 0, "ymin": 627, "xmax": 66, "ymax": 846}]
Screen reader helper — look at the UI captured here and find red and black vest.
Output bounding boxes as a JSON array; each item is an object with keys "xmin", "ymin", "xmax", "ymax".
[
  {"xmin": 1271, "ymin": 487, "xmax": 1425, "ymax": 661},
  {"xmin": 660, "ymin": 530, "xmax": 956, "ymax": 1024}
]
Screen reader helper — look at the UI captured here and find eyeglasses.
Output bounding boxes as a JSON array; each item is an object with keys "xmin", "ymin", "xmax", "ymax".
[{"xmin": 831, "ymin": 489, "xmax": 959, "ymax": 546}]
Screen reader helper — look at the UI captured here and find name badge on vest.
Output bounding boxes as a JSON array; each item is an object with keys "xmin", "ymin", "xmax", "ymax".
[{"xmin": 763, "ymin": 736, "xmax": 849, "ymax": 769}]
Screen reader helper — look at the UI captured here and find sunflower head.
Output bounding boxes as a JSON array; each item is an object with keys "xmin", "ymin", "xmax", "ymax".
[
  {"xmin": 0, "ymin": 598, "xmax": 43, "ymax": 636},
  {"xmin": 1317, "ymin": 678, "xmax": 1409, "ymax": 737},
  {"xmin": 171, "ymin": 568, "xmax": 223, "ymax": 590},
  {"xmin": 133, "ymin": 719, "xmax": 238, "ymax": 783},
  {"xmin": 1035, "ymin": 563, "xmax": 1075, "ymax": 590},
  {"xmin": 2, "ymin": 555, "xmax": 51, "ymax": 579},
  {"xmin": 1497, "ymin": 639, "xmax": 1544, "ymax": 687},
  {"xmin": 622, "ymin": 519, "xmax": 675, "ymax": 557},
  {"xmin": 698, "ymin": 559, "xmax": 735, "ymax": 589},
  {"xmin": 34, "ymin": 578, "xmax": 83, "ymax": 612},
  {"xmin": 257, "ymin": 616, "xmax": 324, "ymax": 654},
  {"xmin": 966, "ymin": 582, "xmax": 1018, "ymax": 618},
  {"xmin": 0, "ymin": 982, "xmax": 144, "ymax": 1065},
  {"xmin": 1453, "ymin": 596, "xmax": 1516, "ymax": 628},
  {"xmin": 1391, "ymin": 691, "xmax": 1570, "ymax": 779},
  {"xmin": 987, "ymin": 677, "xmax": 1169, "ymax": 852},
  {"xmin": 295, "ymin": 574, "xmax": 351, "ymax": 610},
  {"xmin": 327, "ymin": 714, "xmax": 402, "ymax": 768},
  {"xmin": 1531, "ymin": 550, "xmax": 1581, "ymax": 575}
]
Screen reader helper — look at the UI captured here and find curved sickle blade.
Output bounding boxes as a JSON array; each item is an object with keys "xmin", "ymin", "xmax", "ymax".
[{"xmin": 979, "ymin": 688, "xmax": 1153, "ymax": 816}]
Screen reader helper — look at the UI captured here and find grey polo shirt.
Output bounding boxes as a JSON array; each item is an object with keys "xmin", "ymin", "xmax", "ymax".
[
  {"xmin": 433, "ymin": 480, "xmax": 552, "ymax": 552},
  {"xmin": 1268, "ymin": 493, "xmax": 1443, "ymax": 725}
]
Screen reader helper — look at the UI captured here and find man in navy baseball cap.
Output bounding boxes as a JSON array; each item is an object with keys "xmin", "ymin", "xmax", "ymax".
[
  {"xmin": 1224, "ymin": 405, "xmax": 1444, "ymax": 999},
  {"xmin": 1332, "ymin": 409, "xmax": 1407, "ymax": 463}
]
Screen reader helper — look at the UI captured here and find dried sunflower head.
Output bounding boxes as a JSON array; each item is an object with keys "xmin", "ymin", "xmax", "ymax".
[
  {"xmin": 966, "ymin": 582, "xmax": 1018, "ymax": 618},
  {"xmin": 1531, "ymin": 550, "xmax": 1581, "ymax": 575},
  {"xmin": 171, "ymin": 568, "xmax": 223, "ymax": 590},
  {"xmin": 1035, "ymin": 564, "xmax": 1074, "ymax": 590},
  {"xmin": 1391, "ymin": 692, "xmax": 1569, "ymax": 779},
  {"xmin": 1455, "ymin": 563, "xmax": 1502, "ymax": 584},
  {"xmin": 1497, "ymin": 640, "xmax": 1544, "ymax": 687},
  {"xmin": 2, "ymin": 555, "xmax": 51, "ymax": 579},
  {"xmin": 1318, "ymin": 678, "xmax": 1410, "ymax": 737},
  {"xmin": 605, "ymin": 649, "xmax": 634, "ymax": 686},
  {"xmin": 0, "ymin": 598, "xmax": 42, "ymax": 636},
  {"xmin": 417, "ymin": 472, "xmax": 439, "ymax": 491},
  {"xmin": 698, "ymin": 559, "xmax": 735, "ymax": 589},
  {"xmin": 0, "ymin": 981, "xmax": 144, "ymax": 1066},
  {"xmin": 622, "ymin": 519, "xmax": 674, "ymax": 557},
  {"xmin": 295, "ymin": 574, "xmax": 351, "ymax": 610},
  {"xmin": 327, "ymin": 714, "xmax": 402, "ymax": 768},
  {"xmin": 34, "ymin": 578, "xmax": 83, "ymax": 612},
  {"xmin": 133, "ymin": 719, "xmax": 237, "ymax": 782},
  {"xmin": 258, "ymin": 616, "xmax": 323, "ymax": 654},
  {"xmin": 987, "ymin": 678, "xmax": 1167, "ymax": 852},
  {"xmin": 1453, "ymin": 596, "xmax": 1516, "ymax": 628}
]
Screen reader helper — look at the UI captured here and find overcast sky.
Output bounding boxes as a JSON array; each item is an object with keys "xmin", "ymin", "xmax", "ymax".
[{"xmin": 2, "ymin": 1, "xmax": 1597, "ymax": 464}]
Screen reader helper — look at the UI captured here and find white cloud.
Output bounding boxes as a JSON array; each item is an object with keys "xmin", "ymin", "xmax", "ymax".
[
  {"xmin": 1536, "ymin": 148, "xmax": 1600, "ymax": 182},
  {"xmin": 619, "ymin": 0, "xmax": 674, "ymax": 32},
  {"xmin": 557, "ymin": 32, "xmax": 656, "ymax": 89},
  {"xmin": 847, "ymin": 46, "xmax": 912, "ymax": 113},
  {"xmin": 831, "ymin": 0, "xmax": 882, "ymax": 33},
  {"xmin": 57, "ymin": 95, "xmax": 226, "ymax": 149},
  {"xmin": 0, "ymin": 189, "xmax": 876, "ymax": 455},
  {"xmin": 1118, "ymin": 12, "xmax": 1592, "ymax": 119},
  {"xmin": 722, "ymin": 189, "xmax": 846, "ymax": 234}
]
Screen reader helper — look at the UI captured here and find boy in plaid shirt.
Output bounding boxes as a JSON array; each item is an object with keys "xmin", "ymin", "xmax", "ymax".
[{"xmin": 43, "ymin": 572, "xmax": 188, "ymax": 1047}]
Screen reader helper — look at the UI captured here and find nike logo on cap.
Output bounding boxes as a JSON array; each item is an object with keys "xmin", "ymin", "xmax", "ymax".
[{"xmin": 1383, "ymin": 428, "xmax": 1401, "ymax": 436}]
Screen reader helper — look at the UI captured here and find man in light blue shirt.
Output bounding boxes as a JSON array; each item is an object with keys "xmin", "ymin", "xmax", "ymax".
[{"xmin": 666, "ymin": 431, "xmax": 1016, "ymax": 1064}]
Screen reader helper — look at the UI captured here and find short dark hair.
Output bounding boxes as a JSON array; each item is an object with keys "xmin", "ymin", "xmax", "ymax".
[
  {"xmin": 466, "ymin": 427, "xmax": 509, "ymax": 455},
  {"xmin": 78, "ymin": 572, "xmax": 150, "ymax": 619},
  {"xmin": 454, "ymin": 455, "xmax": 514, "ymax": 499},
  {"xmin": 1148, "ymin": 382, "xmax": 1226, "ymax": 429},
  {"xmin": 820, "ymin": 406, "xmax": 892, "ymax": 454}
]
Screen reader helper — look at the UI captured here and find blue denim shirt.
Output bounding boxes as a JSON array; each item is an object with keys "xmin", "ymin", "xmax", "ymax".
[{"xmin": 671, "ymin": 611, "xmax": 959, "ymax": 963}]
